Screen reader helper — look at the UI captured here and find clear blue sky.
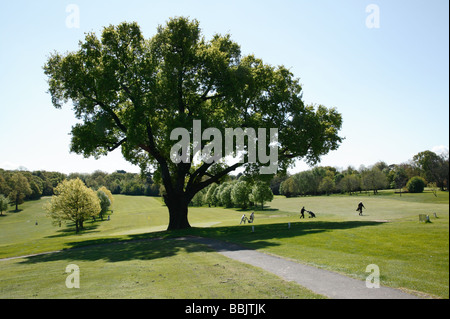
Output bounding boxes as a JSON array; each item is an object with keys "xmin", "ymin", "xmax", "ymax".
[{"xmin": 0, "ymin": 0, "xmax": 448, "ymax": 174}]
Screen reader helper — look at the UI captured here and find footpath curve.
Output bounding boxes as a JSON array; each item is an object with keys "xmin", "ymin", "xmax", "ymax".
[{"xmin": 180, "ymin": 236, "xmax": 421, "ymax": 299}]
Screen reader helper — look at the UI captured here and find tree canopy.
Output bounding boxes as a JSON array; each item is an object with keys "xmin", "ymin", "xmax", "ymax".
[
  {"xmin": 44, "ymin": 17, "xmax": 343, "ymax": 230},
  {"xmin": 45, "ymin": 178, "xmax": 101, "ymax": 233},
  {"xmin": 8, "ymin": 173, "xmax": 32, "ymax": 211}
]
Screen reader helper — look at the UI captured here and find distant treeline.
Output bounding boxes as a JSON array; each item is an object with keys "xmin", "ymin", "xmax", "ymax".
[
  {"xmin": 0, "ymin": 169, "xmax": 160, "ymax": 204},
  {"xmin": 0, "ymin": 150, "xmax": 448, "ymax": 210},
  {"xmin": 278, "ymin": 150, "xmax": 449, "ymax": 197}
]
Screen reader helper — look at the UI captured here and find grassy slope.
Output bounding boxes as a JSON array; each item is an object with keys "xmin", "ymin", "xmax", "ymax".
[{"xmin": 0, "ymin": 191, "xmax": 448, "ymax": 298}]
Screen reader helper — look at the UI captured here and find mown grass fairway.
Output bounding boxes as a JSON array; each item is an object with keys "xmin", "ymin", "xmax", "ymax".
[
  {"xmin": 0, "ymin": 238, "xmax": 319, "ymax": 299},
  {"xmin": 0, "ymin": 191, "xmax": 448, "ymax": 298}
]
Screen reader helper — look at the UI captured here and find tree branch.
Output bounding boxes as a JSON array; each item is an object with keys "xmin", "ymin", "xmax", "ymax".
[
  {"xmin": 106, "ymin": 137, "xmax": 127, "ymax": 152},
  {"xmin": 186, "ymin": 162, "xmax": 213, "ymax": 190},
  {"xmin": 80, "ymin": 85, "xmax": 128, "ymax": 135},
  {"xmin": 201, "ymin": 93, "xmax": 225, "ymax": 101},
  {"xmin": 93, "ymin": 98, "xmax": 128, "ymax": 134},
  {"xmin": 187, "ymin": 162, "xmax": 244, "ymax": 197},
  {"xmin": 199, "ymin": 84, "xmax": 212, "ymax": 101}
]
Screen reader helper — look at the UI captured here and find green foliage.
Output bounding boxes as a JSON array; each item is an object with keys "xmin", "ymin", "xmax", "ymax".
[
  {"xmin": 45, "ymin": 178, "xmax": 101, "ymax": 233},
  {"xmin": 412, "ymin": 150, "xmax": 449, "ymax": 190},
  {"xmin": 97, "ymin": 189, "xmax": 111, "ymax": 220},
  {"xmin": 279, "ymin": 177, "xmax": 298, "ymax": 197},
  {"xmin": 97, "ymin": 186, "xmax": 114, "ymax": 205},
  {"xmin": 0, "ymin": 169, "xmax": 159, "ymax": 204},
  {"xmin": 388, "ymin": 164, "xmax": 409, "ymax": 190},
  {"xmin": 231, "ymin": 181, "xmax": 252, "ymax": 209},
  {"xmin": 0, "ymin": 192, "xmax": 448, "ymax": 298},
  {"xmin": 360, "ymin": 166, "xmax": 388, "ymax": 195},
  {"xmin": 219, "ymin": 183, "xmax": 234, "ymax": 208},
  {"xmin": 43, "ymin": 17, "xmax": 343, "ymax": 230},
  {"xmin": 7, "ymin": 173, "xmax": 32, "ymax": 211},
  {"xmin": 277, "ymin": 157, "xmax": 440, "ymax": 198},
  {"xmin": 204, "ymin": 183, "xmax": 218, "ymax": 207},
  {"xmin": 190, "ymin": 188, "xmax": 207, "ymax": 207},
  {"xmin": 318, "ymin": 176, "xmax": 335, "ymax": 195},
  {"xmin": 250, "ymin": 181, "xmax": 273, "ymax": 209},
  {"xmin": 0, "ymin": 195, "xmax": 8, "ymax": 215},
  {"xmin": 406, "ymin": 176, "xmax": 427, "ymax": 193}
]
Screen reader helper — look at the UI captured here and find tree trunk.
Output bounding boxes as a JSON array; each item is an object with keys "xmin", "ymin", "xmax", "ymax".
[{"xmin": 165, "ymin": 194, "xmax": 191, "ymax": 230}]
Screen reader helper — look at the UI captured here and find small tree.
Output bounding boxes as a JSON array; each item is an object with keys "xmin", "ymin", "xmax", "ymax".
[
  {"xmin": 0, "ymin": 195, "xmax": 8, "ymax": 216},
  {"xmin": 388, "ymin": 164, "xmax": 409, "ymax": 196},
  {"xmin": 231, "ymin": 181, "xmax": 251, "ymax": 210},
  {"xmin": 428, "ymin": 182, "xmax": 439, "ymax": 197},
  {"xmin": 45, "ymin": 178, "xmax": 101, "ymax": 233},
  {"xmin": 280, "ymin": 177, "xmax": 299, "ymax": 197},
  {"xmin": 361, "ymin": 167, "xmax": 388, "ymax": 195},
  {"xmin": 8, "ymin": 173, "xmax": 32, "ymax": 211},
  {"xmin": 204, "ymin": 184, "xmax": 218, "ymax": 207},
  {"xmin": 98, "ymin": 186, "xmax": 114, "ymax": 206},
  {"xmin": 338, "ymin": 174, "xmax": 360, "ymax": 195},
  {"xmin": 406, "ymin": 176, "xmax": 426, "ymax": 193},
  {"xmin": 190, "ymin": 188, "xmax": 206, "ymax": 207},
  {"xmin": 250, "ymin": 181, "xmax": 273, "ymax": 209},
  {"xmin": 97, "ymin": 189, "xmax": 111, "ymax": 220},
  {"xmin": 319, "ymin": 176, "xmax": 335, "ymax": 195},
  {"xmin": 219, "ymin": 183, "xmax": 234, "ymax": 208}
]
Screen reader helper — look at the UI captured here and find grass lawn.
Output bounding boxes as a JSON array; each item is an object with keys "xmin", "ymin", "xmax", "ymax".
[
  {"xmin": 0, "ymin": 190, "xmax": 448, "ymax": 298},
  {"xmin": 191, "ymin": 191, "xmax": 449, "ymax": 298},
  {"xmin": 0, "ymin": 238, "xmax": 320, "ymax": 299}
]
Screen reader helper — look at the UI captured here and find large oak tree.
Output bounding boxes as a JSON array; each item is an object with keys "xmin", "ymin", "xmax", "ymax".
[{"xmin": 44, "ymin": 17, "xmax": 343, "ymax": 230}]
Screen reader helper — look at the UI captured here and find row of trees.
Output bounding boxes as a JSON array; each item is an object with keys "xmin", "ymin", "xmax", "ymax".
[
  {"xmin": 0, "ymin": 169, "xmax": 159, "ymax": 211},
  {"xmin": 0, "ymin": 150, "xmax": 447, "ymax": 213},
  {"xmin": 0, "ymin": 170, "xmax": 66, "ymax": 210},
  {"xmin": 279, "ymin": 165, "xmax": 394, "ymax": 197},
  {"xmin": 190, "ymin": 178, "xmax": 274, "ymax": 210},
  {"xmin": 279, "ymin": 150, "xmax": 449, "ymax": 197},
  {"xmin": 66, "ymin": 170, "xmax": 159, "ymax": 196}
]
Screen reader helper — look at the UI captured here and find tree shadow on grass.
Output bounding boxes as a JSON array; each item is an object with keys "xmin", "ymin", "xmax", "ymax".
[
  {"xmin": 191, "ymin": 220, "xmax": 386, "ymax": 250},
  {"xmin": 45, "ymin": 220, "xmax": 103, "ymax": 238},
  {"xmin": 18, "ymin": 236, "xmax": 209, "ymax": 265},
  {"xmin": 19, "ymin": 220, "xmax": 385, "ymax": 265}
]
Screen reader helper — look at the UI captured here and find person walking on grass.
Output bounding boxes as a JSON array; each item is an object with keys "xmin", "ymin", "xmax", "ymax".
[
  {"xmin": 249, "ymin": 212, "xmax": 255, "ymax": 223},
  {"xmin": 300, "ymin": 206, "xmax": 306, "ymax": 219},
  {"xmin": 356, "ymin": 201, "xmax": 365, "ymax": 216}
]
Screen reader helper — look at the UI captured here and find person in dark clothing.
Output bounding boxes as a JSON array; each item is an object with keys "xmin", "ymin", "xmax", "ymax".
[
  {"xmin": 300, "ymin": 206, "xmax": 306, "ymax": 219},
  {"xmin": 357, "ymin": 202, "xmax": 365, "ymax": 216}
]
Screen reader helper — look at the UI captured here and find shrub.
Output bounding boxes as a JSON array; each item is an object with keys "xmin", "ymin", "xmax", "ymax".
[{"xmin": 406, "ymin": 176, "xmax": 426, "ymax": 193}]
